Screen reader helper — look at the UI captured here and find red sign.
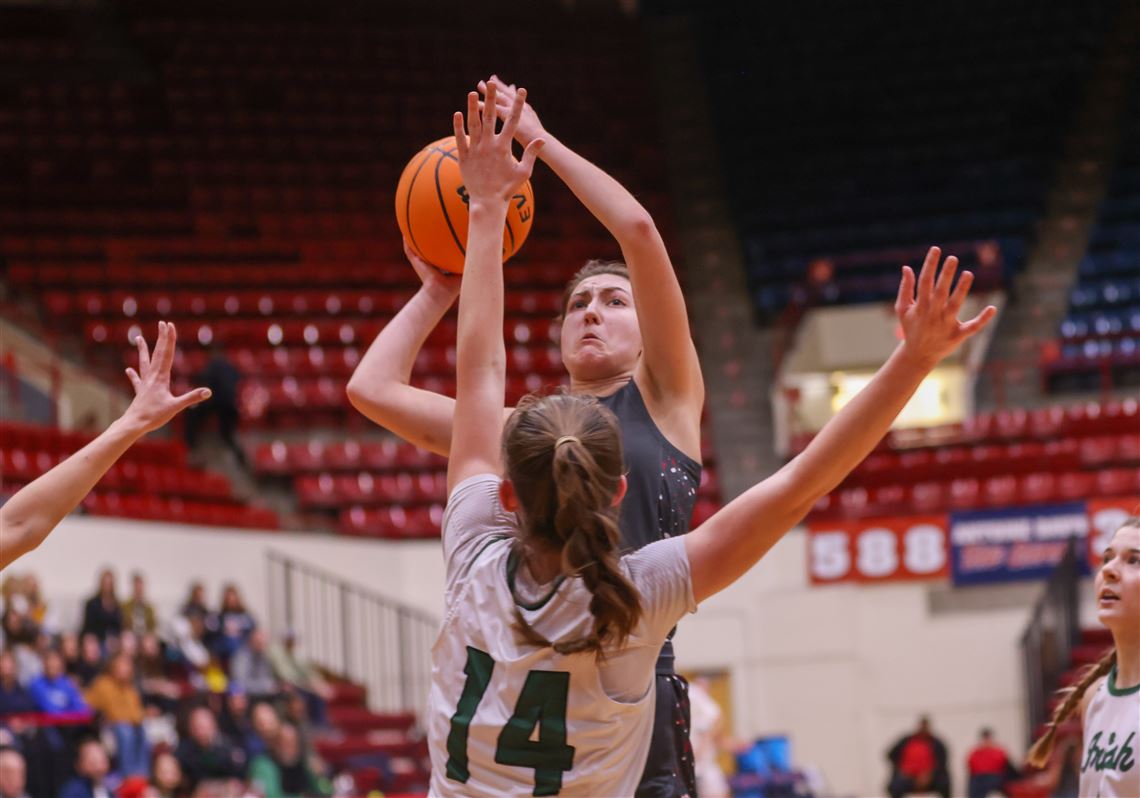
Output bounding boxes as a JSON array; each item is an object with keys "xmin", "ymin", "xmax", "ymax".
[
  {"xmin": 808, "ymin": 516, "xmax": 950, "ymax": 585},
  {"xmin": 1087, "ymin": 497, "xmax": 1140, "ymax": 569}
]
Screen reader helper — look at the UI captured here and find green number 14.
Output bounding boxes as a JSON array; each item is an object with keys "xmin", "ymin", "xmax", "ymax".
[{"xmin": 445, "ymin": 646, "xmax": 576, "ymax": 796}]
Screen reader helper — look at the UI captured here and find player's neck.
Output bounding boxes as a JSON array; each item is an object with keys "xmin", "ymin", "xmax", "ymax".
[
  {"xmin": 1113, "ymin": 636, "xmax": 1140, "ymax": 689},
  {"xmin": 520, "ymin": 543, "xmax": 562, "ymax": 585},
  {"xmin": 570, "ymin": 372, "xmax": 633, "ymax": 398}
]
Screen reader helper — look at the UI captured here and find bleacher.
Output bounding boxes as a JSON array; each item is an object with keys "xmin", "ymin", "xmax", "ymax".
[
  {"xmin": 1045, "ymin": 65, "xmax": 1140, "ymax": 392},
  {"xmin": 692, "ymin": 0, "xmax": 1114, "ymax": 321},
  {"xmin": 808, "ymin": 398, "xmax": 1140, "ymax": 520},
  {"xmin": 0, "ymin": 0, "xmax": 721, "ymax": 533}
]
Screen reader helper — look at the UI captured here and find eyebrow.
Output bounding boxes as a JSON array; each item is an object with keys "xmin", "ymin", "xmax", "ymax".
[
  {"xmin": 1103, "ymin": 547, "xmax": 1140, "ymax": 558},
  {"xmin": 570, "ymin": 285, "xmax": 631, "ymax": 302}
]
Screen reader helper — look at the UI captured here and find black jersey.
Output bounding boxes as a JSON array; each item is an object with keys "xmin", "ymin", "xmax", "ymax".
[{"xmin": 597, "ymin": 379, "xmax": 701, "ymax": 673}]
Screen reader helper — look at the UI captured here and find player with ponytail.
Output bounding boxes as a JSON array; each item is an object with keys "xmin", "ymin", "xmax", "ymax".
[
  {"xmin": 427, "ymin": 80, "xmax": 996, "ymax": 796},
  {"xmin": 1027, "ymin": 516, "xmax": 1140, "ymax": 796}
]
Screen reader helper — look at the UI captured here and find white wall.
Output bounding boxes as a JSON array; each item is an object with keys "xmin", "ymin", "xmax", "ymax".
[{"xmin": 10, "ymin": 515, "xmax": 1093, "ymax": 797}]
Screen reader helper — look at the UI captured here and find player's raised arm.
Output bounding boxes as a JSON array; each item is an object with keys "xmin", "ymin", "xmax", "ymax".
[
  {"xmin": 685, "ymin": 248, "xmax": 997, "ymax": 602},
  {"xmin": 346, "ymin": 241, "xmax": 465, "ymax": 456},
  {"xmin": 447, "ymin": 85, "xmax": 544, "ymax": 493},
  {"xmin": 480, "ymin": 77, "xmax": 704, "ymax": 434},
  {"xmin": 0, "ymin": 322, "xmax": 211, "ymax": 568}
]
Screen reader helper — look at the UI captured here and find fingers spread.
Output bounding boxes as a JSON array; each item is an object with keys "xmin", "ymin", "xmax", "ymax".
[
  {"xmin": 466, "ymin": 91, "xmax": 482, "ymax": 143},
  {"xmin": 175, "ymin": 387, "xmax": 213, "ymax": 412},
  {"xmin": 918, "ymin": 246, "xmax": 939, "ymax": 303},
  {"xmin": 948, "ymin": 269, "xmax": 975, "ymax": 312},
  {"xmin": 896, "ymin": 265, "xmax": 916, "ymax": 312},
  {"xmin": 481, "ymin": 83, "xmax": 497, "ymax": 131},
  {"xmin": 452, "ymin": 112, "xmax": 468, "ymax": 158},
  {"xmin": 156, "ymin": 321, "xmax": 177, "ymax": 377},
  {"xmin": 125, "ymin": 367, "xmax": 142, "ymax": 392},
  {"xmin": 135, "ymin": 331, "xmax": 151, "ymax": 377},
  {"xmin": 934, "ymin": 255, "xmax": 958, "ymax": 302},
  {"xmin": 959, "ymin": 304, "xmax": 998, "ymax": 337},
  {"xmin": 518, "ymin": 137, "xmax": 544, "ymax": 177},
  {"xmin": 501, "ymin": 87, "xmax": 527, "ymax": 141}
]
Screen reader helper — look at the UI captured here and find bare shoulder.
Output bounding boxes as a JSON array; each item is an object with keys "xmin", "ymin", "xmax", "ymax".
[{"xmin": 632, "ymin": 369, "xmax": 704, "ymax": 463}]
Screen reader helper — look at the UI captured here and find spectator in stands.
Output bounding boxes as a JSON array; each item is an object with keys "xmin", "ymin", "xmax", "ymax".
[
  {"xmin": 247, "ymin": 702, "xmax": 281, "ymax": 762},
  {"xmin": 121, "ymin": 574, "xmax": 156, "ymax": 638},
  {"xmin": 84, "ymin": 655, "xmax": 148, "ymax": 778},
  {"xmin": 137, "ymin": 634, "xmax": 180, "ymax": 714},
  {"xmin": 228, "ymin": 629, "xmax": 278, "ymax": 701},
  {"xmin": 0, "ymin": 651, "xmax": 37, "ymax": 716},
  {"xmin": 266, "ymin": 631, "xmax": 331, "ymax": 727},
  {"xmin": 21, "ymin": 575, "xmax": 57, "ymax": 638},
  {"xmin": 247, "ymin": 723, "xmax": 331, "ymax": 798},
  {"xmin": 28, "ymin": 651, "xmax": 89, "ymax": 716},
  {"xmin": 60, "ymin": 633, "xmax": 82, "ymax": 680},
  {"xmin": 75, "ymin": 634, "xmax": 105, "ymax": 688},
  {"xmin": 0, "ymin": 322, "xmax": 212, "ymax": 570},
  {"xmin": 0, "ymin": 748, "xmax": 29, "ymax": 798},
  {"xmin": 167, "ymin": 615, "xmax": 209, "ymax": 678},
  {"xmin": 184, "ymin": 340, "xmax": 246, "ymax": 469},
  {"xmin": 149, "ymin": 751, "xmax": 185, "ymax": 798},
  {"xmin": 217, "ymin": 688, "xmax": 252, "ymax": 756},
  {"xmin": 179, "ymin": 584, "xmax": 209, "ymax": 624},
  {"xmin": 966, "ymin": 727, "xmax": 1016, "ymax": 798},
  {"xmin": 81, "ymin": 570, "xmax": 122, "ymax": 647},
  {"xmin": 280, "ymin": 691, "xmax": 326, "ymax": 784},
  {"xmin": 207, "ymin": 585, "xmax": 254, "ymax": 662},
  {"xmin": 175, "ymin": 706, "xmax": 246, "ymax": 791},
  {"xmin": 0, "ymin": 605, "xmax": 37, "ymax": 649},
  {"xmin": 58, "ymin": 737, "xmax": 116, "ymax": 798},
  {"xmin": 886, "ymin": 716, "xmax": 951, "ymax": 798}
]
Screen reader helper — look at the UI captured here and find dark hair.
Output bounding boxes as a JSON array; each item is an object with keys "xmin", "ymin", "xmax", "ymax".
[
  {"xmin": 559, "ymin": 260, "xmax": 631, "ymax": 319},
  {"xmin": 503, "ymin": 392, "xmax": 640, "ymax": 657}
]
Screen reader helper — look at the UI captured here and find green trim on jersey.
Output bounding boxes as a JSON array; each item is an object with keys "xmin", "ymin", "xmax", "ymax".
[
  {"xmin": 462, "ymin": 534, "xmax": 511, "ymax": 580},
  {"xmin": 1108, "ymin": 663, "xmax": 1140, "ymax": 697},
  {"xmin": 507, "ymin": 549, "xmax": 566, "ymax": 611}
]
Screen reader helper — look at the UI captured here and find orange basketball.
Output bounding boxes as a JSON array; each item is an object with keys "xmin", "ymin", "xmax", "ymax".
[{"xmin": 394, "ymin": 136, "xmax": 535, "ymax": 274}]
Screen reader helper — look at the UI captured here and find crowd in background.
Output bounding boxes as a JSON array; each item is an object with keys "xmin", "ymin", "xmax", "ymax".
[{"xmin": 0, "ymin": 569, "xmax": 340, "ymax": 798}]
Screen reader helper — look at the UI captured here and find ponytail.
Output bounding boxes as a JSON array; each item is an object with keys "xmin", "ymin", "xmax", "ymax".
[
  {"xmin": 1027, "ymin": 648, "xmax": 1116, "ymax": 768},
  {"xmin": 503, "ymin": 393, "xmax": 640, "ymax": 659}
]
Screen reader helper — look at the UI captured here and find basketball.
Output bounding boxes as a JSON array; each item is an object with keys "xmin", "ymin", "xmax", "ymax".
[{"xmin": 394, "ymin": 135, "xmax": 536, "ymax": 274}]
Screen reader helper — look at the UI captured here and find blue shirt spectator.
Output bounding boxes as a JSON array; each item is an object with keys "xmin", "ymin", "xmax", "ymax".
[{"xmin": 27, "ymin": 652, "xmax": 89, "ymax": 716}]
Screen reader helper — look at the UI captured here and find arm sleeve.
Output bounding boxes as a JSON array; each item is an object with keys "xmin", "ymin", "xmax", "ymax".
[
  {"xmin": 622, "ymin": 536, "xmax": 697, "ymax": 643},
  {"xmin": 441, "ymin": 474, "xmax": 517, "ymax": 586}
]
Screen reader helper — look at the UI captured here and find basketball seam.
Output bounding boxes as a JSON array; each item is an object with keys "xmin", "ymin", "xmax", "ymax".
[
  {"xmin": 403, "ymin": 148, "xmax": 435, "ymax": 263},
  {"xmin": 434, "ymin": 149, "xmax": 466, "ymax": 258}
]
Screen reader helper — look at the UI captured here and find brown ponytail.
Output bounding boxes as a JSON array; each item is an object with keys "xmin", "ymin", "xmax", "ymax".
[
  {"xmin": 1027, "ymin": 648, "xmax": 1116, "ymax": 768},
  {"xmin": 503, "ymin": 392, "xmax": 641, "ymax": 658}
]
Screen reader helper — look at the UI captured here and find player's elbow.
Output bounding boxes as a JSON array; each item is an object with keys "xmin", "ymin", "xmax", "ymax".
[
  {"xmin": 0, "ymin": 518, "xmax": 35, "ymax": 568},
  {"xmin": 622, "ymin": 211, "xmax": 657, "ymax": 243}
]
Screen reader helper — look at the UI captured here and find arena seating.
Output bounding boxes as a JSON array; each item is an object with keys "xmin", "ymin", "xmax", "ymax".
[
  {"xmin": 1044, "ymin": 69, "xmax": 1140, "ymax": 392},
  {"xmin": 691, "ymin": 0, "xmax": 1113, "ymax": 320},
  {"xmin": 0, "ymin": 420, "xmax": 278, "ymax": 528},
  {"xmin": 808, "ymin": 398, "xmax": 1140, "ymax": 520},
  {"xmin": 0, "ymin": 1, "xmax": 721, "ymax": 533}
]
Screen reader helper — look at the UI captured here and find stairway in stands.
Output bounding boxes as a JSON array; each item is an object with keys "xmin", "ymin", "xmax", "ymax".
[{"xmin": 320, "ymin": 678, "xmax": 430, "ymax": 796}]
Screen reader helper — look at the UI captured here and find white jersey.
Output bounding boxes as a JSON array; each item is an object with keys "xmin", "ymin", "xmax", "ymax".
[
  {"xmin": 1079, "ymin": 665, "xmax": 1140, "ymax": 798},
  {"xmin": 428, "ymin": 475, "xmax": 696, "ymax": 797}
]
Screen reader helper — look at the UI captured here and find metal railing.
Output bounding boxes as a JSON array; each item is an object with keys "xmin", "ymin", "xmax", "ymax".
[
  {"xmin": 266, "ymin": 550, "xmax": 438, "ymax": 721},
  {"xmin": 1020, "ymin": 540, "xmax": 1081, "ymax": 743}
]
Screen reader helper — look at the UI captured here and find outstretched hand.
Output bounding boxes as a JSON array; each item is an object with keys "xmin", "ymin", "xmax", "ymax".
[
  {"xmin": 123, "ymin": 321, "xmax": 212, "ymax": 434},
  {"xmin": 453, "ymin": 81, "xmax": 543, "ymax": 204},
  {"xmin": 896, "ymin": 246, "xmax": 998, "ymax": 368},
  {"xmin": 477, "ymin": 75, "xmax": 546, "ymax": 147}
]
